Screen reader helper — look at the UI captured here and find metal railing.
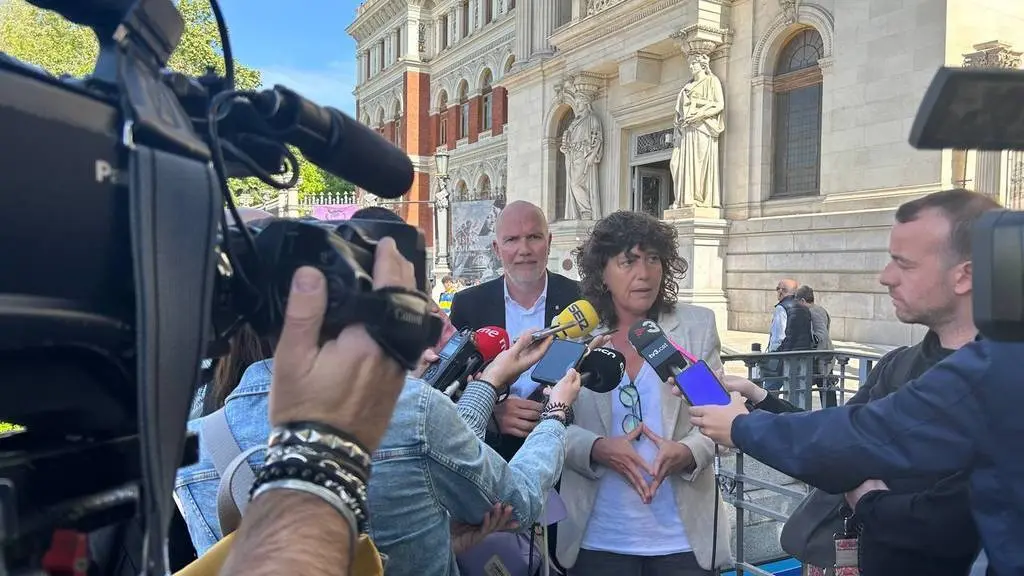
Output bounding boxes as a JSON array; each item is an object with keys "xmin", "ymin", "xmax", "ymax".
[{"xmin": 718, "ymin": 348, "xmax": 885, "ymax": 575}]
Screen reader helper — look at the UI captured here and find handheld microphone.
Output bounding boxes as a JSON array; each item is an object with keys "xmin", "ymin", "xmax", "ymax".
[
  {"xmin": 531, "ymin": 299, "xmax": 600, "ymax": 341},
  {"xmin": 577, "ymin": 347, "xmax": 626, "ymax": 393},
  {"xmin": 626, "ymin": 319, "xmax": 692, "ymax": 382},
  {"xmin": 251, "ymin": 86, "xmax": 414, "ymax": 198},
  {"xmin": 422, "ymin": 326, "xmax": 509, "ymax": 393}
]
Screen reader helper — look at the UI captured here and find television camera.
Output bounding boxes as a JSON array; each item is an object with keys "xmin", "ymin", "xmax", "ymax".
[
  {"xmin": 0, "ymin": 0, "xmax": 439, "ymax": 574},
  {"xmin": 909, "ymin": 66, "xmax": 1024, "ymax": 342}
]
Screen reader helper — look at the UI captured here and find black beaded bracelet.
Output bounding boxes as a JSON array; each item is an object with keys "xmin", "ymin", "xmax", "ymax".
[
  {"xmin": 540, "ymin": 401, "xmax": 575, "ymax": 426},
  {"xmin": 252, "ymin": 456, "xmax": 369, "ymax": 533}
]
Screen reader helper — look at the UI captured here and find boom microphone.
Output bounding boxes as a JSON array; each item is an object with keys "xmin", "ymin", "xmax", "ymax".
[
  {"xmin": 252, "ymin": 86, "xmax": 415, "ymax": 198},
  {"xmin": 532, "ymin": 299, "xmax": 600, "ymax": 341},
  {"xmin": 627, "ymin": 319, "xmax": 691, "ymax": 382},
  {"xmin": 577, "ymin": 347, "xmax": 626, "ymax": 393},
  {"xmin": 422, "ymin": 326, "xmax": 509, "ymax": 393}
]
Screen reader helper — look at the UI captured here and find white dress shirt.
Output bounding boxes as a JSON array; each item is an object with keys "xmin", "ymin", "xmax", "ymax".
[{"xmin": 503, "ymin": 274, "xmax": 548, "ymax": 398}]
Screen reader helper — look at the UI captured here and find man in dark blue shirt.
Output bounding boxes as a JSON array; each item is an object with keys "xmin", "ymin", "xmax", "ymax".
[{"xmin": 690, "ymin": 337, "xmax": 1024, "ymax": 575}]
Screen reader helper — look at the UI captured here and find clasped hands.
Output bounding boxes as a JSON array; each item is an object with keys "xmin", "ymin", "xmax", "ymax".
[{"xmin": 592, "ymin": 424, "xmax": 695, "ymax": 504}]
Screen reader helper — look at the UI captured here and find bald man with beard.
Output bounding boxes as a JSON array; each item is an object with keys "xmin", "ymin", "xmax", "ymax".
[{"xmin": 449, "ymin": 200, "xmax": 581, "ymax": 460}]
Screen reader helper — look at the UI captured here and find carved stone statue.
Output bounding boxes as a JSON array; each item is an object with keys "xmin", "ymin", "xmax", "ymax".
[
  {"xmin": 560, "ymin": 96, "xmax": 604, "ymax": 220},
  {"xmin": 670, "ymin": 52, "xmax": 725, "ymax": 208}
]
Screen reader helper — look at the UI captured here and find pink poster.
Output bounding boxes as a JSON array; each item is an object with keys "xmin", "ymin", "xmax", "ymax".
[{"xmin": 311, "ymin": 204, "xmax": 359, "ymax": 220}]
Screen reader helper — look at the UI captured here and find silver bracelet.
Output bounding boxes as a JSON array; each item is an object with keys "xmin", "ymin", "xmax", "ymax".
[{"xmin": 252, "ymin": 478, "xmax": 360, "ymax": 536}]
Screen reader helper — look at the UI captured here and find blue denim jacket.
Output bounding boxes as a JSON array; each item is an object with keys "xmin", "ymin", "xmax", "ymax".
[{"xmin": 174, "ymin": 359, "xmax": 567, "ymax": 576}]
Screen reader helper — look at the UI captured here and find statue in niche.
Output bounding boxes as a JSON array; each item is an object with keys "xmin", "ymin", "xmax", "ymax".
[
  {"xmin": 670, "ymin": 52, "xmax": 725, "ymax": 208},
  {"xmin": 560, "ymin": 96, "xmax": 604, "ymax": 220}
]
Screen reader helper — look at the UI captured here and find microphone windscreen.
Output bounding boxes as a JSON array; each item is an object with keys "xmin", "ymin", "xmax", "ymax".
[
  {"xmin": 578, "ymin": 347, "xmax": 626, "ymax": 393},
  {"xmin": 474, "ymin": 326, "xmax": 510, "ymax": 361},
  {"xmin": 552, "ymin": 300, "xmax": 600, "ymax": 339}
]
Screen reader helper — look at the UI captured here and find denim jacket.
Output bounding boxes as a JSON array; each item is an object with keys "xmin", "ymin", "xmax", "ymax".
[{"xmin": 174, "ymin": 359, "xmax": 567, "ymax": 576}]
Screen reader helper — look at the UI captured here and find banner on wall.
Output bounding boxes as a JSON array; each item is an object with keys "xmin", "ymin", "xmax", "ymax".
[
  {"xmin": 311, "ymin": 204, "xmax": 360, "ymax": 220},
  {"xmin": 451, "ymin": 198, "xmax": 503, "ymax": 282}
]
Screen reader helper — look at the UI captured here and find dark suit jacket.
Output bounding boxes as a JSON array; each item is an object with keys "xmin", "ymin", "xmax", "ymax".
[
  {"xmin": 448, "ymin": 272, "xmax": 581, "ymax": 334},
  {"xmin": 448, "ymin": 272, "xmax": 581, "ymax": 461}
]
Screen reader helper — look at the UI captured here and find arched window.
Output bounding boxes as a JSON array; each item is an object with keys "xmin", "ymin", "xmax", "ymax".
[
  {"xmin": 477, "ymin": 174, "xmax": 492, "ymax": 200},
  {"xmin": 480, "ymin": 69, "xmax": 493, "ymax": 132},
  {"xmin": 438, "ymin": 91, "xmax": 449, "ymax": 146},
  {"xmin": 457, "ymin": 81, "xmax": 470, "ymax": 140},
  {"xmin": 454, "ymin": 179, "xmax": 469, "ymax": 201},
  {"xmin": 392, "ymin": 100, "xmax": 403, "ymax": 148},
  {"xmin": 554, "ymin": 108, "xmax": 575, "ymax": 221},
  {"xmin": 772, "ymin": 28, "xmax": 824, "ymax": 198},
  {"xmin": 375, "ymin": 108, "xmax": 385, "ymax": 136}
]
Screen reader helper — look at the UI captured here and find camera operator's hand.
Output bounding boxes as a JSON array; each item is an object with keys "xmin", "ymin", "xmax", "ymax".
[
  {"xmin": 480, "ymin": 330, "xmax": 554, "ymax": 391},
  {"xmin": 269, "ymin": 237, "xmax": 413, "ymax": 452}
]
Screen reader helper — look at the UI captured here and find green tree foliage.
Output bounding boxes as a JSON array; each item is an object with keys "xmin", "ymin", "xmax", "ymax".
[
  {"xmin": 0, "ymin": 0, "xmax": 354, "ymax": 201},
  {"xmin": 0, "ymin": 0, "xmax": 261, "ymax": 89}
]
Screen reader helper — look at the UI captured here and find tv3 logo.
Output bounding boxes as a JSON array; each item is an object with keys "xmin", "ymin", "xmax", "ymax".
[{"xmin": 634, "ymin": 320, "xmax": 660, "ymax": 337}]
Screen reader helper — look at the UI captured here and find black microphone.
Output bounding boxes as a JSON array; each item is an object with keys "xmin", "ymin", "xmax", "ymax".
[
  {"xmin": 626, "ymin": 319, "xmax": 691, "ymax": 382},
  {"xmin": 252, "ymin": 86, "xmax": 415, "ymax": 199},
  {"xmin": 577, "ymin": 347, "xmax": 626, "ymax": 393}
]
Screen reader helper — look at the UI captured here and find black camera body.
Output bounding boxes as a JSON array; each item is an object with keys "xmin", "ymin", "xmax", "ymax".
[{"xmin": 0, "ymin": 0, "xmax": 435, "ymax": 573}]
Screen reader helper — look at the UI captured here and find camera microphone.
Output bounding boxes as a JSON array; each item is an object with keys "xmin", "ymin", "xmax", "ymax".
[
  {"xmin": 626, "ymin": 319, "xmax": 692, "ymax": 382},
  {"xmin": 422, "ymin": 326, "xmax": 509, "ymax": 393},
  {"xmin": 577, "ymin": 347, "xmax": 626, "ymax": 393},
  {"xmin": 251, "ymin": 85, "xmax": 414, "ymax": 199},
  {"xmin": 531, "ymin": 299, "xmax": 600, "ymax": 341}
]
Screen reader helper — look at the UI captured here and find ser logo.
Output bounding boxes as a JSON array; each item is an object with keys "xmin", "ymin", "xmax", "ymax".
[
  {"xmin": 569, "ymin": 304, "xmax": 591, "ymax": 329},
  {"xmin": 594, "ymin": 347, "xmax": 617, "ymax": 359}
]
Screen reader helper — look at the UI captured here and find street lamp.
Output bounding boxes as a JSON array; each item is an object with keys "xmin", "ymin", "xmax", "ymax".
[{"xmin": 433, "ymin": 150, "xmax": 453, "ymax": 283}]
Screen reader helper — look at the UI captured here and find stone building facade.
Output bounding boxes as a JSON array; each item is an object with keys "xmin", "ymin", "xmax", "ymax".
[{"xmin": 350, "ymin": 0, "xmax": 1024, "ymax": 346}]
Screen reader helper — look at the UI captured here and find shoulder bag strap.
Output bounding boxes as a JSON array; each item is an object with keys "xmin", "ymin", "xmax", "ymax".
[{"xmin": 200, "ymin": 409, "xmax": 260, "ymax": 536}]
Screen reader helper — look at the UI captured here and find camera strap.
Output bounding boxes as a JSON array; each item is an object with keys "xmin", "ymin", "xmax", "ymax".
[
  {"xmin": 129, "ymin": 144, "xmax": 221, "ymax": 574},
  {"xmin": 342, "ymin": 287, "xmax": 442, "ymax": 370}
]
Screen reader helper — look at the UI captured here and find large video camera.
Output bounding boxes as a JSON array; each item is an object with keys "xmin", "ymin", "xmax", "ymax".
[
  {"xmin": 0, "ymin": 0, "xmax": 439, "ymax": 573},
  {"xmin": 910, "ymin": 66, "xmax": 1024, "ymax": 342}
]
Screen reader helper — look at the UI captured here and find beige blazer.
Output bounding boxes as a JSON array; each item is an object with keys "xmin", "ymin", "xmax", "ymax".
[{"xmin": 556, "ymin": 303, "xmax": 733, "ymax": 570}]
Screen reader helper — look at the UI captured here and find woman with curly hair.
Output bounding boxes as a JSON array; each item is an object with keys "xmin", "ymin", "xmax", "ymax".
[{"xmin": 554, "ymin": 210, "xmax": 732, "ymax": 575}]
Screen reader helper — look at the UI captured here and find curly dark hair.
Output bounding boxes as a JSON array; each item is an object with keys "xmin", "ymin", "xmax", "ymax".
[{"xmin": 573, "ymin": 211, "xmax": 688, "ymax": 328}]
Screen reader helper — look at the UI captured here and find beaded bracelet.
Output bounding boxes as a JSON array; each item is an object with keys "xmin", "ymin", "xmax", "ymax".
[
  {"xmin": 540, "ymin": 401, "xmax": 575, "ymax": 426},
  {"xmin": 268, "ymin": 422, "xmax": 372, "ymax": 474},
  {"xmin": 252, "ymin": 452, "xmax": 369, "ymax": 533}
]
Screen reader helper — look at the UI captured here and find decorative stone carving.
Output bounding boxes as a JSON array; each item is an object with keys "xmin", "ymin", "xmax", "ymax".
[
  {"xmin": 587, "ymin": 0, "xmax": 627, "ymax": 16},
  {"xmin": 780, "ymin": 0, "xmax": 800, "ymax": 24},
  {"xmin": 417, "ymin": 22, "xmax": 426, "ymax": 53},
  {"xmin": 555, "ymin": 74, "xmax": 605, "ymax": 220},
  {"xmin": 962, "ymin": 40, "xmax": 1022, "ymax": 69},
  {"xmin": 669, "ymin": 50, "xmax": 725, "ymax": 209}
]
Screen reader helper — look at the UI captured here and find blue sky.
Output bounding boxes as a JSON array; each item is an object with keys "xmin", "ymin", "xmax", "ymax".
[{"xmin": 219, "ymin": 0, "xmax": 361, "ymax": 115}]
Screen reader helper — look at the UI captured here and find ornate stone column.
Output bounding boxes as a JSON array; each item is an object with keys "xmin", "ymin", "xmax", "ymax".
[
  {"xmin": 963, "ymin": 41, "xmax": 1022, "ymax": 201},
  {"xmin": 531, "ymin": 0, "xmax": 556, "ymax": 57},
  {"xmin": 663, "ymin": 24, "xmax": 732, "ymax": 329},
  {"xmin": 433, "ymin": 179, "xmax": 452, "ymax": 281},
  {"xmin": 514, "ymin": 0, "xmax": 533, "ymax": 62}
]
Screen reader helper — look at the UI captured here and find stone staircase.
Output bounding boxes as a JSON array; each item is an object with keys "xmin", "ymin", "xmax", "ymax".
[{"xmin": 720, "ymin": 452, "xmax": 807, "ymax": 564}]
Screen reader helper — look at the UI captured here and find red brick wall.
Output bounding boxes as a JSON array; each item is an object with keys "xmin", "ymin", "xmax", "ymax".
[
  {"xmin": 468, "ymin": 95, "xmax": 481, "ymax": 144},
  {"xmin": 382, "ymin": 121, "xmax": 395, "ymax": 144},
  {"xmin": 404, "ymin": 71, "xmax": 432, "ymax": 157},
  {"xmin": 492, "ymin": 86, "xmax": 507, "ymax": 136},
  {"xmin": 428, "ymin": 113, "xmax": 439, "ymax": 151}
]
